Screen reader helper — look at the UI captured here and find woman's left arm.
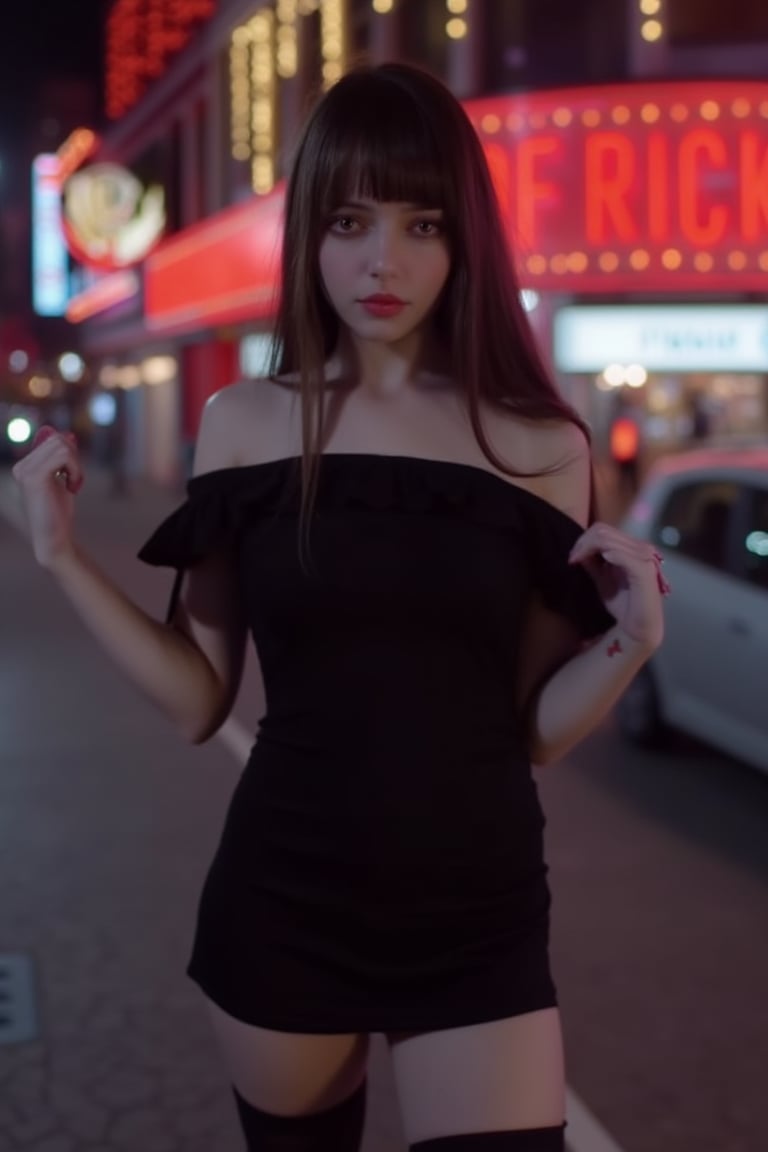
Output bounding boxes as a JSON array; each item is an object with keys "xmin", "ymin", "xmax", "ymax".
[
  {"xmin": 520, "ymin": 429, "xmax": 667, "ymax": 766},
  {"xmin": 529, "ymin": 529, "xmax": 665, "ymax": 765}
]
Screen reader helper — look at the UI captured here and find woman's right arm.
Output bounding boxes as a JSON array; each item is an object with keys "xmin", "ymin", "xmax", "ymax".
[
  {"xmin": 12, "ymin": 396, "xmax": 247, "ymax": 745},
  {"xmin": 43, "ymin": 545, "xmax": 236, "ymax": 744}
]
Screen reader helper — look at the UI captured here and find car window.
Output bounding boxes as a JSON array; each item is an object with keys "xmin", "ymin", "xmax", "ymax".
[
  {"xmin": 742, "ymin": 486, "xmax": 768, "ymax": 591},
  {"xmin": 654, "ymin": 480, "xmax": 741, "ymax": 572}
]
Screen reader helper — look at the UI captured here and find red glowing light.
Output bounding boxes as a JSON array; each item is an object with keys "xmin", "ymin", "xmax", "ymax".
[
  {"xmin": 105, "ymin": 0, "xmax": 216, "ymax": 119},
  {"xmin": 144, "ymin": 181, "xmax": 284, "ymax": 333},
  {"xmin": 66, "ymin": 271, "xmax": 141, "ymax": 323},
  {"xmin": 466, "ymin": 80, "xmax": 768, "ymax": 293}
]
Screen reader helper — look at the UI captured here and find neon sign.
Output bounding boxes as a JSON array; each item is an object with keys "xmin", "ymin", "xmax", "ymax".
[
  {"xmin": 66, "ymin": 270, "xmax": 141, "ymax": 323},
  {"xmin": 145, "ymin": 181, "xmax": 284, "ymax": 331},
  {"xmin": 62, "ymin": 163, "xmax": 166, "ymax": 271},
  {"xmin": 31, "ymin": 155, "xmax": 69, "ymax": 317},
  {"xmin": 56, "ymin": 128, "xmax": 99, "ymax": 183},
  {"xmin": 106, "ymin": 0, "xmax": 216, "ymax": 119},
  {"xmin": 466, "ymin": 80, "xmax": 768, "ymax": 293}
]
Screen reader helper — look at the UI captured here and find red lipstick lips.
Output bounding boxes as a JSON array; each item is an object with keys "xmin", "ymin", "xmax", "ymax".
[{"xmin": 359, "ymin": 294, "xmax": 407, "ymax": 317}]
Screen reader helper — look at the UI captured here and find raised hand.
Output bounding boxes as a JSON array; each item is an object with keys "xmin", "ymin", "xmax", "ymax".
[
  {"xmin": 568, "ymin": 521, "xmax": 668, "ymax": 650},
  {"xmin": 11, "ymin": 425, "xmax": 85, "ymax": 570}
]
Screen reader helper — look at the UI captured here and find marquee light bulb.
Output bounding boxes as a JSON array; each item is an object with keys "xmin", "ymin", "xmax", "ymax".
[
  {"xmin": 641, "ymin": 19, "xmax": 663, "ymax": 41},
  {"xmin": 446, "ymin": 17, "xmax": 467, "ymax": 39}
]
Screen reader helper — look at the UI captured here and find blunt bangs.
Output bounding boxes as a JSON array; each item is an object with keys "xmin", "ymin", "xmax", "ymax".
[{"xmin": 310, "ymin": 72, "xmax": 455, "ymax": 220}]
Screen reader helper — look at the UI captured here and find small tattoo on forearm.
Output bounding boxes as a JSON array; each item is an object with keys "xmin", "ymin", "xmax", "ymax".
[{"xmin": 607, "ymin": 639, "xmax": 623, "ymax": 657}]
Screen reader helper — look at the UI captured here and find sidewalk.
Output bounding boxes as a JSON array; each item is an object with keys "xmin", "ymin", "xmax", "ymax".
[{"xmin": 0, "ymin": 464, "xmax": 405, "ymax": 1152}]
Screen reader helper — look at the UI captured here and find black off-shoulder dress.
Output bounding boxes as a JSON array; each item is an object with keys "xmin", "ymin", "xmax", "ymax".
[{"xmin": 138, "ymin": 454, "xmax": 614, "ymax": 1034}]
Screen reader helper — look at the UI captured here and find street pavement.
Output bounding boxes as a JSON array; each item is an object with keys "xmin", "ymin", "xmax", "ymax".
[{"xmin": 0, "ymin": 465, "xmax": 407, "ymax": 1152}]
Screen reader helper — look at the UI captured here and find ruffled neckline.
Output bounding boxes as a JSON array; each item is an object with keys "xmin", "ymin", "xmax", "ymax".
[
  {"xmin": 186, "ymin": 453, "xmax": 587, "ymax": 535},
  {"xmin": 139, "ymin": 451, "xmax": 615, "ymax": 638}
]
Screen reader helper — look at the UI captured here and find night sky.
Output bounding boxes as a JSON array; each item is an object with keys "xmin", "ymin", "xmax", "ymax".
[
  {"xmin": 0, "ymin": 3, "xmax": 105, "ymax": 195},
  {"xmin": 1, "ymin": 4, "xmax": 105, "ymax": 97}
]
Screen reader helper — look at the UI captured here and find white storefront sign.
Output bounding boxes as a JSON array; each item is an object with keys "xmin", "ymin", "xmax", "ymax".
[{"xmin": 554, "ymin": 305, "xmax": 768, "ymax": 373}]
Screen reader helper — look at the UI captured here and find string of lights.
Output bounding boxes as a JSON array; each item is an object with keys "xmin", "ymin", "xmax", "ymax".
[
  {"xmin": 639, "ymin": 0, "xmax": 664, "ymax": 43},
  {"xmin": 105, "ymin": 0, "xmax": 215, "ymax": 119}
]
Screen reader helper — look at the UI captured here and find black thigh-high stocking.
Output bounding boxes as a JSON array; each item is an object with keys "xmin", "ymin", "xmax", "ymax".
[
  {"xmin": 410, "ymin": 1126, "xmax": 566, "ymax": 1151},
  {"xmin": 232, "ymin": 1080, "xmax": 367, "ymax": 1151}
]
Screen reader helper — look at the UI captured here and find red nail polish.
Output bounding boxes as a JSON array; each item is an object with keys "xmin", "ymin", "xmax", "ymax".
[{"xmin": 652, "ymin": 553, "xmax": 672, "ymax": 596}]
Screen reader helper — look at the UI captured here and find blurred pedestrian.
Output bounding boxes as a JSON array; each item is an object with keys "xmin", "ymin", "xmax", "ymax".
[
  {"xmin": 689, "ymin": 392, "xmax": 712, "ymax": 441},
  {"xmin": 12, "ymin": 64, "xmax": 668, "ymax": 1152}
]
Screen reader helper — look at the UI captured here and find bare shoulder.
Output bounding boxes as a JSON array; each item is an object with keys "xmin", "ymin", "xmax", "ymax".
[
  {"xmin": 487, "ymin": 408, "xmax": 592, "ymax": 527},
  {"xmin": 529, "ymin": 419, "xmax": 592, "ymax": 527},
  {"xmin": 193, "ymin": 377, "xmax": 298, "ymax": 476}
]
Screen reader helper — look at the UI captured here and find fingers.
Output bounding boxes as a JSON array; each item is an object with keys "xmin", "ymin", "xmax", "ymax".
[
  {"xmin": 568, "ymin": 523, "xmax": 665, "ymax": 594},
  {"xmin": 568, "ymin": 521, "xmax": 672, "ymax": 624},
  {"xmin": 12, "ymin": 425, "xmax": 84, "ymax": 494},
  {"xmin": 584, "ymin": 543, "xmax": 653, "ymax": 574},
  {"xmin": 568, "ymin": 521, "xmax": 655, "ymax": 567}
]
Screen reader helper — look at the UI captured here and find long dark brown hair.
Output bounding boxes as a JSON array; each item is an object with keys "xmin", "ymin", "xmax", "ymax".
[{"xmin": 269, "ymin": 62, "xmax": 594, "ymax": 545}]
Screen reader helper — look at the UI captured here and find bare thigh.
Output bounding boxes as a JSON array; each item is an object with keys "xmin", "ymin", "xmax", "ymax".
[
  {"xmin": 388, "ymin": 1008, "xmax": 565, "ymax": 1145},
  {"xmin": 205, "ymin": 997, "xmax": 370, "ymax": 1115}
]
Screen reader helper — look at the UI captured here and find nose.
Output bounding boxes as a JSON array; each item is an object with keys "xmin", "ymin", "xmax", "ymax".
[{"xmin": 369, "ymin": 222, "xmax": 400, "ymax": 278}]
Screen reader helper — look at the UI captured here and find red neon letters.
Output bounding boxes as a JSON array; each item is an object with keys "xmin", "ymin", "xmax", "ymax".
[{"xmin": 468, "ymin": 81, "xmax": 768, "ymax": 291}]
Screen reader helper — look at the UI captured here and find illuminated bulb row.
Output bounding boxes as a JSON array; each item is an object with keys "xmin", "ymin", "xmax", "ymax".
[
  {"xmin": 321, "ymin": 0, "xmax": 345, "ymax": 88},
  {"xmin": 523, "ymin": 250, "xmax": 768, "ymax": 275},
  {"xmin": 106, "ymin": 18, "xmax": 141, "ymax": 117},
  {"xmin": 276, "ymin": 0, "xmax": 298, "ymax": 79},
  {"xmin": 478, "ymin": 98, "xmax": 768, "ymax": 135},
  {"xmin": 99, "ymin": 358, "xmax": 177, "ymax": 389},
  {"xmin": 146, "ymin": 0, "xmax": 167, "ymax": 78},
  {"xmin": 445, "ymin": 0, "xmax": 468, "ymax": 39},
  {"xmin": 525, "ymin": 253, "xmax": 589, "ymax": 275},
  {"xmin": 105, "ymin": 1, "xmax": 141, "ymax": 113},
  {"xmin": 230, "ymin": 28, "xmax": 251, "ymax": 162},
  {"xmin": 639, "ymin": 0, "xmax": 663, "ymax": 42},
  {"xmin": 106, "ymin": 0, "xmax": 215, "ymax": 119},
  {"xmin": 602, "ymin": 364, "xmax": 648, "ymax": 389},
  {"xmin": 248, "ymin": 10, "xmax": 276, "ymax": 194},
  {"xmin": 172, "ymin": 0, "xmax": 215, "ymax": 20}
]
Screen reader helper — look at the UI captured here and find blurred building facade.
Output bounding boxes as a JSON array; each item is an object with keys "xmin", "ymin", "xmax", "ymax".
[
  {"xmin": 0, "ymin": 72, "xmax": 98, "ymax": 444},
  {"xmin": 57, "ymin": 0, "xmax": 768, "ymax": 484}
]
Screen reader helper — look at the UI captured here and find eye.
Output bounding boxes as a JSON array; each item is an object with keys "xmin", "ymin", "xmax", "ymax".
[
  {"xmin": 411, "ymin": 219, "xmax": 444, "ymax": 237},
  {"xmin": 328, "ymin": 215, "xmax": 362, "ymax": 234}
]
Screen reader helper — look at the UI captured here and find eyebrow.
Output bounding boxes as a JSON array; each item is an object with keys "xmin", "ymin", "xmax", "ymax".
[{"xmin": 334, "ymin": 199, "xmax": 444, "ymax": 212}]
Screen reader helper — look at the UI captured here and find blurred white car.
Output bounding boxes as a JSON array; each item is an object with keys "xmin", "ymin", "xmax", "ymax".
[{"xmin": 618, "ymin": 446, "xmax": 768, "ymax": 775}]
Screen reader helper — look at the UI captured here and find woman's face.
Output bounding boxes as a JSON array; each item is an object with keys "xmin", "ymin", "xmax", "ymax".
[{"xmin": 318, "ymin": 197, "xmax": 451, "ymax": 348}]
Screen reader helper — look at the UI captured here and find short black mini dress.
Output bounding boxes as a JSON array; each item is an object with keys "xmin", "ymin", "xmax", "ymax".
[{"xmin": 138, "ymin": 454, "xmax": 614, "ymax": 1034}]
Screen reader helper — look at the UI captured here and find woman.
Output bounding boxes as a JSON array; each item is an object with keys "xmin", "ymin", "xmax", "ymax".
[{"xmin": 14, "ymin": 64, "xmax": 666, "ymax": 1152}]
